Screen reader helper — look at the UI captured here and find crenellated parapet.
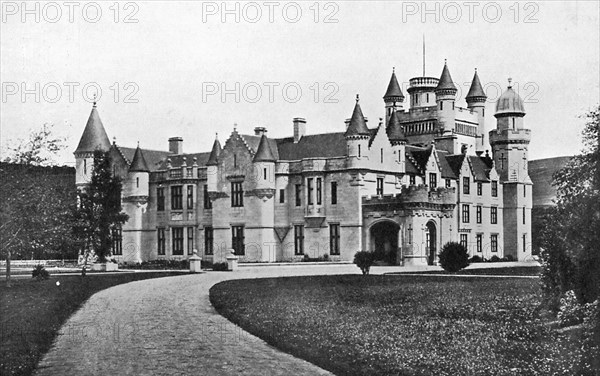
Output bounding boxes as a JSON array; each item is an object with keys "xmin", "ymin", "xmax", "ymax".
[{"xmin": 362, "ymin": 185, "xmax": 456, "ymax": 212}]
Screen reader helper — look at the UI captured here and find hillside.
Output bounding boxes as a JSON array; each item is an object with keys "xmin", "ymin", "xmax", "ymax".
[{"xmin": 528, "ymin": 156, "xmax": 572, "ymax": 207}]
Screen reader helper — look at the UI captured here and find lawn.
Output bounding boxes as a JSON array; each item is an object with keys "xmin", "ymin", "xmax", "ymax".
[
  {"xmin": 0, "ymin": 272, "xmax": 183, "ymax": 376},
  {"xmin": 391, "ymin": 265, "xmax": 543, "ymax": 276},
  {"xmin": 210, "ymin": 275, "xmax": 597, "ymax": 376}
]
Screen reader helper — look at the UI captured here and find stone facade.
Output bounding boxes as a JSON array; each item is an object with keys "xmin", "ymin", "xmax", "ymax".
[{"xmin": 74, "ymin": 62, "xmax": 533, "ymax": 265}]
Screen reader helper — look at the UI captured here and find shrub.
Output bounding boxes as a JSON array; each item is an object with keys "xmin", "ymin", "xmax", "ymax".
[
  {"xmin": 212, "ymin": 262, "xmax": 228, "ymax": 271},
  {"xmin": 322, "ymin": 254, "xmax": 329, "ymax": 261},
  {"xmin": 490, "ymin": 255, "xmax": 501, "ymax": 262},
  {"xmin": 353, "ymin": 251, "xmax": 375, "ymax": 275},
  {"xmin": 503, "ymin": 255, "xmax": 516, "ymax": 262},
  {"xmin": 438, "ymin": 242, "xmax": 469, "ymax": 272},
  {"xmin": 31, "ymin": 264, "xmax": 50, "ymax": 281},
  {"xmin": 469, "ymin": 255, "xmax": 483, "ymax": 263}
]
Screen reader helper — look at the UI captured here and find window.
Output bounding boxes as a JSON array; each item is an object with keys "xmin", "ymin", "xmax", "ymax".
[
  {"xmin": 477, "ymin": 182, "xmax": 482, "ymax": 196},
  {"xmin": 445, "ymin": 179, "xmax": 451, "ymax": 188},
  {"xmin": 232, "ymin": 226, "xmax": 245, "ymax": 255},
  {"xmin": 476, "ymin": 234, "xmax": 483, "ymax": 253},
  {"xmin": 462, "ymin": 204, "xmax": 470, "ymax": 223},
  {"xmin": 491, "ymin": 234, "xmax": 498, "ymax": 253},
  {"xmin": 136, "ymin": 177, "xmax": 139, "ymax": 188},
  {"xmin": 172, "ymin": 227, "xmax": 184, "ymax": 255},
  {"xmin": 187, "ymin": 185, "xmax": 194, "ymax": 209},
  {"xmin": 294, "ymin": 225, "xmax": 304, "ymax": 255},
  {"xmin": 429, "ymin": 173, "xmax": 437, "ymax": 190},
  {"xmin": 476, "ymin": 205, "xmax": 482, "ymax": 224},
  {"xmin": 358, "ymin": 144, "xmax": 361, "ymax": 158},
  {"xmin": 157, "ymin": 188, "xmax": 165, "ymax": 211},
  {"xmin": 376, "ymin": 177, "xmax": 384, "ymax": 195},
  {"xmin": 523, "ymin": 207, "xmax": 526, "ymax": 224},
  {"xmin": 426, "ymin": 93, "xmax": 429, "ymax": 102},
  {"xmin": 331, "ymin": 182, "xmax": 337, "ymax": 205},
  {"xmin": 231, "ymin": 182, "xmax": 244, "ymax": 207},
  {"xmin": 157, "ymin": 228, "xmax": 165, "ymax": 255},
  {"xmin": 307, "ymin": 178, "xmax": 314, "ymax": 205},
  {"xmin": 330, "ymin": 224, "xmax": 340, "ymax": 255},
  {"xmin": 263, "ymin": 168, "xmax": 267, "ymax": 180},
  {"xmin": 111, "ymin": 227, "xmax": 122, "ymax": 255},
  {"xmin": 523, "ymin": 233, "xmax": 527, "ymax": 253},
  {"xmin": 440, "ymin": 101, "xmax": 443, "ymax": 110},
  {"xmin": 407, "ymin": 226, "xmax": 413, "ymax": 245},
  {"xmin": 410, "ymin": 175, "xmax": 416, "ymax": 186},
  {"xmin": 279, "ymin": 189, "xmax": 285, "ymax": 204},
  {"xmin": 171, "ymin": 186, "xmax": 183, "ymax": 210},
  {"xmin": 204, "ymin": 227, "xmax": 213, "ymax": 255},
  {"xmin": 295, "ymin": 184, "xmax": 302, "ymax": 206},
  {"xmin": 491, "ymin": 207, "xmax": 498, "ymax": 224},
  {"xmin": 169, "ymin": 169, "xmax": 182, "ymax": 179},
  {"xmin": 186, "ymin": 167, "xmax": 193, "ymax": 178},
  {"xmin": 460, "ymin": 234, "xmax": 468, "ymax": 250},
  {"xmin": 316, "ymin": 178, "xmax": 322, "ymax": 205},
  {"xmin": 187, "ymin": 227, "xmax": 194, "ymax": 255},
  {"xmin": 524, "ymin": 185, "xmax": 526, "ymax": 197},
  {"xmin": 380, "ymin": 148, "xmax": 383, "ymax": 163},
  {"xmin": 463, "ymin": 177, "xmax": 470, "ymax": 194},
  {"xmin": 233, "ymin": 154, "xmax": 237, "ymax": 168},
  {"xmin": 491, "ymin": 180, "xmax": 498, "ymax": 197},
  {"xmin": 203, "ymin": 185, "xmax": 212, "ymax": 209},
  {"xmin": 84, "ymin": 159, "xmax": 87, "ymax": 175}
]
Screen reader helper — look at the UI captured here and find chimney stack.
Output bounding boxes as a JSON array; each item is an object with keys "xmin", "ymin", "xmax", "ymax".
[
  {"xmin": 293, "ymin": 118, "xmax": 306, "ymax": 143},
  {"xmin": 169, "ymin": 137, "xmax": 183, "ymax": 154},
  {"xmin": 254, "ymin": 127, "xmax": 267, "ymax": 136}
]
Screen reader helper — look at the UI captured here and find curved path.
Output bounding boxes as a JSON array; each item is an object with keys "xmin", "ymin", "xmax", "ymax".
[{"xmin": 34, "ymin": 265, "xmax": 369, "ymax": 375}]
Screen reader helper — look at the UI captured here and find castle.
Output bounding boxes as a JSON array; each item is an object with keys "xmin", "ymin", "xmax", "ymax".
[{"xmin": 74, "ymin": 61, "xmax": 533, "ymax": 265}]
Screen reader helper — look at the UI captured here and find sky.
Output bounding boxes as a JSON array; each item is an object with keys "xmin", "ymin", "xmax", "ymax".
[{"xmin": 1, "ymin": 0, "xmax": 599, "ymax": 166}]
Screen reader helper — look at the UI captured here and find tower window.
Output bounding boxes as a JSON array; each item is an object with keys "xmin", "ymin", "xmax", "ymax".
[
  {"xmin": 307, "ymin": 178, "xmax": 314, "ymax": 205},
  {"xmin": 358, "ymin": 145, "xmax": 361, "ymax": 158},
  {"xmin": 426, "ymin": 93, "xmax": 429, "ymax": 102},
  {"xmin": 279, "ymin": 189, "xmax": 285, "ymax": 204},
  {"xmin": 380, "ymin": 148, "xmax": 383, "ymax": 163},
  {"xmin": 295, "ymin": 184, "xmax": 302, "ymax": 206},
  {"xmin": 136, "ymin": 177, "xmax": 139, "ymax": 188},
  {"xmin": 316, "ymin": 178, "xmax": 322, "ymax": 205},
  {"xmin": 512, "ymin": 118, "xmax": 516, "ymax": 129},
  {"xmin": 440, "ymin": 102, "xmax": 443, "ymax": 111},
  {"xmin": 264, "ymin": 168, "xmax": 267, "ymax": 180},
  {"xmin": 523, "ymin": 207, "xmax": 526, "ymax": 224},
  {"xmin": 234, "ymin": 154, "xmax": 237, "ymax": 168},
  {"xmin": 331, "ymin": 182, "xmax": 338, "ymax": 205},
  {"xmin": 523, "ymin": 233, "xmax": 527, "ymax": 253}
]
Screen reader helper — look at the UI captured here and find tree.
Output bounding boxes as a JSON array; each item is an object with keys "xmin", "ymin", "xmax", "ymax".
[
  {"xmin": 541, "ymin": 106, "xmax": 600, "ymax": 305},
  {"xmin": 73, "ymin": 150, "xmax": 128, "ymax": 271},
  {"xmin": 2, "ymin": 123, "xmax": 66, "ymax": 166},
  {"xmin": 1, "ymin": 124, "xmax": 72, "ymax": 287},
  {"xmin": 438, "ymin": 242, "xmax": 470, "ymax": 272},
  {"xmin": 354, "ymin": 251, "xmax": 375, "ymax": 275}
]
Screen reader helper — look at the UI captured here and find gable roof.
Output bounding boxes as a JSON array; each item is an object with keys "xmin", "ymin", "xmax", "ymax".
[
  {"xmin": 468, "ymin": 155, "xmax": 491, "ymax": 181},
  {"xmin": 445, "ymin": 154, "xmax": 466, "ymax": 178},
  {"xmin": 116, "ymin": 146, "xmax": 171, "ymax": 172},
  {"xmin": 437, "ymin": 150, "xmax": 458, "ymax": 179},
  {"xmin": 276, "ymin": 132, "xmax": 347, "ymax": 160}
]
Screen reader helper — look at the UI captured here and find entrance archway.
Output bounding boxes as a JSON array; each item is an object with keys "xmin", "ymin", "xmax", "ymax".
[
  {"xmin": 426, "ymin": 221, "xmax": 437, "ymax": 265},
  {"xmin": 370, "ymin": 221, "xmax": 399, "ymax": 265}
]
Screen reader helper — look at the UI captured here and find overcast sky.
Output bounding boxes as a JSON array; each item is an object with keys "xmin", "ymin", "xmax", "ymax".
[{"xmin": 1, "ymin": 1, "xmax": 599, "ymax": 165}]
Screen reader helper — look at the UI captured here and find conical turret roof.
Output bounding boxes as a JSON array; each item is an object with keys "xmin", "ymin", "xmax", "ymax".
[
  {"xmin": 253, "ymin": 134, "xmax": 276, "ymax": 162},
  {"xmin": 75, "ymin": 103, "xmax": 111, "ymax": 154},
  {"xmin": 129, "ymin": 145, "xmax": 150, "ymax": 172},
  {"xmin": 345, "ymin": 95, "xmax": 370, "ymax": 137},
  {"xmin": 383, "ymin": 70, "xmax": 404, "ymax": 101},
  {"xmin": 386, "ymin": 110, "xmax": 407, "ymax": 142},
  {"xmin": 466, "ymin": 69, "xmax": 487, "ymax": 101},
  {"xmin": 206, "ymin": 136, "xmax": 222, "ymax": 166},
  {"xmin": 435, "ymin": 61, "xmax": 457, "ymax": 92}
]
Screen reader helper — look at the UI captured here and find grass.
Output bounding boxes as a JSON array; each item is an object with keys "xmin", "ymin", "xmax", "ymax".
[
  {"xmin": 0, "ymin": 271, "xmax": 183, "ymax": 376},
  {"xmin": 210, "ymin": 275, "xmax": 597, "ymax": 376},
  {"xmin": 391, "ymin": 266, "xmax": 543, "ymax": 276}
]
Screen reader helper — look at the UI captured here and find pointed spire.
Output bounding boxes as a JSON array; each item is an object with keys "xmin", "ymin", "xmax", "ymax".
[
  {"xmin": 129, "ymin": 144, "xmax": 150, "ymax": 172},
  {"xmin": 345, "ymin": 95, "xmax": 370, "ymax": 137},
  {"xmin": 75, "ymin": 102, "xmax": 111, "ymax": 154},
  {"xmin": 435, "ymin": 60, "xmax": 457, "ymax": 92},
  {"xmin": 466, "ymin": 68, "xmax": 487, "ymax": 102},
  {"xmin": 206, "ymin": 134, "xmax": 222, "ymax": 166},
  {"xmin": 253, "ymin": 134, "xmax": 276, "ymax": 162},
  {"xmin": 383, "ymin": 69, "xmax": 404, "ymax": 102},
  {"xmin": 386, "ymin": 110, "xmax": 407, "ymax": 143}
]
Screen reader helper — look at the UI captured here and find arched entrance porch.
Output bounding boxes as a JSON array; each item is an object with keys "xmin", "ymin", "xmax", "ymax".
[
  {"xmin": 426, "ymin": 220, "xmax": 437, "ymax": 265},
  {"xmin": 369, "ymin": 220, "xmax": 400, "ymax": 265}
]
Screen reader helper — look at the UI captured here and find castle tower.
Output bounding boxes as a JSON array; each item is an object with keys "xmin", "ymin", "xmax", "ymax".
[
  {"xmin": 74, "ymin": 102, "xmax": 111, "ymax": 187},
  {"xmin": 386, "ymin": 109, "xmax": 408, "ymax": 173},
  {"xmin": 466, "ymin": 69, "xmax": 488, "ymax": 154},
  {"xmin": 122, "ymin": 144, "xmax": 150, "ymax": 263},
  {"xmin": 489, "ymin": 79, "xmax": 532, "ymax": 261},
  {"xmin": 435, "ymin": 61, "xmax": 457, "ymax": 133},
  {"xmin": 206, "ymin": 134, "xmax": 222, "ymax": 193},
  {"xmin": 383, "ymin": 68, "xmax": 405, "ymax": 124},
  {"xmin": 346, "ymin": 95, "xmax": 371, "ymax": 169},
  {"xmin": 253, "ymin": 133, "xmax": 276, "ymax": 190}
]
